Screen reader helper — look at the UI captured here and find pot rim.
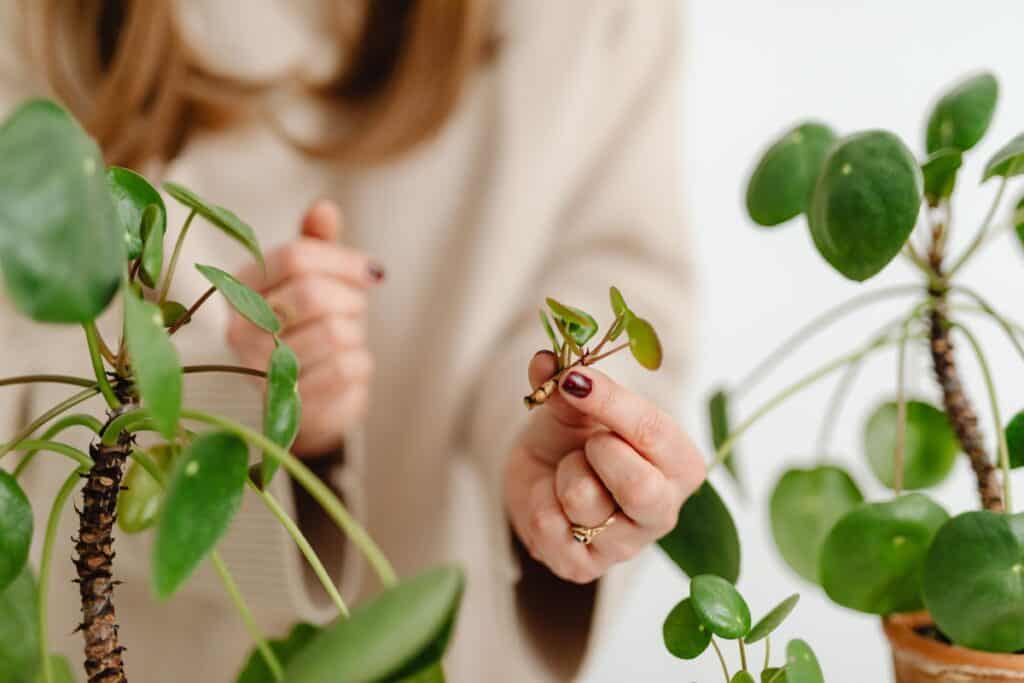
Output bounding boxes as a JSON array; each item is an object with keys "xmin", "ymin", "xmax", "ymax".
[{"xmin": 883, "ymin": 612, "xmax": 1024, "ymax": 672}]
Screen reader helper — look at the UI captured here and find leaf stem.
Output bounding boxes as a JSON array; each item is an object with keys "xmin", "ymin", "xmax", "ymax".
[
  {"xmin": 0, "ymin": 389, "xmax": 100, "ymax": 458},
  {"xmin": 950, "ymin": 285, "xmax": 1024, "ymax": 364},
  {"xmin": 101, "ymin": 411, "xmax": 153, "ymax": 445},
  {"xmin": 763, "ymin": 636, "xmax": 771, "ymax": 671},
  {"xmin": 158, "ymin": 210, "xmax": 197, "ymax": 303},
  {"xmin": 948, "ymin": 174, "xmax": 1010, "ymax": 276},
  {"xmin": 12, "ymin": 415, "xmax": 102, "ymax": 478},
  {"xmin": 182, "ymin": 364, "xmax": 266, "ymax": 379},
  {"xmin": 83, "ymin": 323, "xmax": 121, "ymax": 409},
  {"xmin": 167, "ymin": 286, "xmax": 216, "ymax": 335},
  {"xmin": 710, "ymin": 638, "xmax": 730, "ymax": 683},
  {"xmin": 583, "ymin": 341, "xmax": 630, "ymax": 365},
  {"xmin": 738, "ymin": 639, "xmax": 748, "ymax": 671},
  {"xmin": 0, "ymin": 375, "xmax": 97, "ymax": 389},
  {"xmin": 8, "ymin": 439, "xmax": 92, "ymax": 471}
]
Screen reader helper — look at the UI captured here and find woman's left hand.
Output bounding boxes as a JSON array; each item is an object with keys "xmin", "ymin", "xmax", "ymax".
[{"xmin": 504, "ymin": 351, "xmax": 706, "ymax": 583}]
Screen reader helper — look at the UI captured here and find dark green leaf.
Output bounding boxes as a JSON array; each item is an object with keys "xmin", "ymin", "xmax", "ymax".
[
  {"xmin": 284, "ymin": 566, "xmax": 464, "ymax": 683},
  {"xmin": 983, "ymin": 133, "xmax": 1024, "ymax": 181},
  {"xmin": 259, "ymin": 342, "xmax": 301, "ymax": 487},
  {"xmin": 159, "ymin": 301, "xmax": 189, "ymax": 328},
  {"xmin": 1014, "ymin": 195, "xmax": 1024, "ymax": 254},
  {"xmin": 0, "ymin": 99, "xmax": 122, "ymax": 322},
  {"xmin": 139, "ymin": 203, "xmax": 165, "ymax": 288},
  {"xmin": 820, "ymin": 493, "xmax": 948, "ymax": 615},
  {"xmin": 925, "ymin": 72, "xmax": 998, "ymax": 153},
  {"xmin": 662, "ymin": 597, "xmax": 711, "ymax": 659},
  {"xmin": 922, "ymin": 511, "xmax": 1024, "ymax": 652},
  {"xmin": 196, "ymin": 264, "xmax": 279, "ymax": 334},
  {"xmin": 709, "ymin": 388, "xmax": 740, "ymax": 486},
  {"xmin": 864, "ymin": 400, "xmax": 959, "ymax": 490},
  {"xmin": 152, "ymin": 431, "xmax": 249, "ymax": 598},
  {"xmin": 808, "ymin": 130, "xmax": 922, "ymax": 282},
  {"xmin": 108, "ymin": 166, "xmax": 166, "ymax": 261},
  {"xmin": 745, "ymin": 594, "xmax": 799, "ymax": 644},
  {"xmin": 785, "ymin": 640, "xmax": 824, "ymax": 683},
  {"xmin": 1006, "ymin": 410, "xmax": 1024, "ymax": 468},
  {"xmin": 118, "ymin": 448, "xmax": 172, "ymax": 533},
  {"xmin": 0, "ymin": 568, "xmax": 39, "ymax": 681},
  {"xmin": 395, "ymin": 663, "xmax": 446, "ymax": 683},
  {"xmin": 545, "ymin": 298, "xmax": 598, "ymax": 347},
  {"xmin": 163, "ymin": 181, "xmax": 264, "ymax": 266},
  {"xmin": 538, "ymin": 310, "xmax": 559, "ymax": 353},
  {"xmin": 658, "ymin": 481, "xmax": 740, "ymax": 583},
  {"xmin": 921, "ymin": 149, "xmax": 963, "ymax": 207},
  {"xmin": 762, "ymin": 668, "xmax": 787, "ymax": 683},
  {"xmin": 236, "ymin": 623, "xmax": 321, "ymax": 683},
  {"xmin": 770, "ymin": 465, "xmax": 863, "ymax": 583},
  {"xmin": 746, "ymin": 122, "xmax": 837, "ymax": 227},
  {"xmin": 125, "ymin": 289, "xmax": 182, "ymax": 439},
  {"xmin": 690, "ymin": 574, "xmax": 751, "ymax": 639},
  {"xmin": 608, "ymin": 287, "xmax": 632, "ymax": 342},
  {"xmin": 35, "ymin": 655, "xmax": 74, "ymax": 683},
  {"xmin": 732, "ymin": 672, "xmax": 756, "ymax": 683},
  {"xmin": 626, "ymin": 316, "xmax": 662, "ymax": 370},
  {"xmin": 0, "ymin": 470, "xmax": 32, "ymax": 592}
]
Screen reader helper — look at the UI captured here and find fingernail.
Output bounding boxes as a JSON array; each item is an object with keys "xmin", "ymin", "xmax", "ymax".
[
  {"xmin": 562, "ymin": 372, "xmax": 592, "ymax": 398},
  {"xmin": 533, "ymin": 349, "xmax": 556, "ymax": 360},
  {"xmin": 368, "ymin": 262, "xmax": 386, "ymax": 282}
]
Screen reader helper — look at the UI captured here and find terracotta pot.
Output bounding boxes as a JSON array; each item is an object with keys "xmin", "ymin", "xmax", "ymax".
[{"xmin": 883, "ymin": 612, "xmax": 1024, "ymax": 682}]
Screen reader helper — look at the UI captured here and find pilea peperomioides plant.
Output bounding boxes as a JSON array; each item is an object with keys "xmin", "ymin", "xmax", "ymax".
[
  {"xmin": 709, "ymin": 70, "xmax": 1024, "ymax": 676},
  {"xmin": 0, "ymin": 99, "xmax": 462, "ymax": 683}
]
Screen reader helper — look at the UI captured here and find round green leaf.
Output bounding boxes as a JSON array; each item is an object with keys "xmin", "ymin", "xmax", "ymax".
[
  {"xmin": 922, "ymin": 510, "xmax": 1024, "ymax": 652},
  {"xmin": 545, "ymin": 297, "xmax": 599, "ymax": 347},
  {"xmin": 921, "ymin": 148, "xmax": 963, "ymax": 207},
  {"xmin": 926, "ymin": 72, "xmax": 998, "ymax": 154},
  {"xmin": 1006, "ymin": 410, "xmax": 1024, "ymax": 468},
  {"xmin": 808, "ymin": 130, "xmax": 922, "ymax": 282},
  {"xmin": 259, "ymin": 341, "xmax": 301, "ymax": 487},
  {"xmin": 608, "ymin": 286, "xmax": 632, "ymax": 341},
  {"xmin": 118, "ymin": 447, "xmax": 172, "ymax": 534},
  {"xmin": 708, "ymin": 388, "xmax": 740, "ymax": 485},
  {"xmin": 0, "ymin": 568, "xmax": 39, "ymax": 680},
  {"xmin": 761, "ymin": 667, "xmax": 787, "ymax": 683},
  {"xmin": 0, "ymin": 99, "xmax": 122, "ymax": 322},
  {"xmin": 662, "ymin": 597, "xmax": 711, "ymax": 659},
  {"xmin": 820, "ymin": 493, "xmax": 948, "ymax": 615},
  {"xmin": 163, "ymin": 181, "xmax": 264, "ymax": 266},
  {"xmin": 983, "ymin": 133, "xmax": 1024, "ymax": 181},
  {"xmin": 237, "ymin": 623, "xmax": 321, "ymax": 683},
  {"xmin": 659, "ymin": 481, "xmax": 740, "ymax": 583},
  {"xmin": 0, "ymin": 470, "xmax": 32, "ymax": 593},
  {"xmin": 284, "ymin": 566, "xmax": 465, "ymax": 683},
  {"xmin": 196, "ymin": 264, "xmax": 279, "ymax": 333},
  {"xmin": 745, "ymin": 594, "xmax": 799, "ymax": 644},
  {"xmin": 746, "ymin": 122, "xmax": 837, "ymax": 227},
  {"xmin": 626, "ymin": 316, "xmax": 662, "ymax": 370},
  {"xmin": 770, "ymin": 465, "xmax": 863, "ymax": 583},
  {"xmin": 139, "ymin": 203, "xmax": 165, "ymax": 288},
  {"xmin": 690, "ymin": 574, "xmax": 751, "ymax": 639},
  {"xmin": 785, "ymin": 639, "xmax": 824, "ymax": 683},
  {"xmin": 125, "ymin": 289, "xmax": 182, "ymax": 439},
  {"xmin": 159, "ymin": 301, "xmax": 189, "ymax": 328},
  {"xmin": 864, "ymin": 400, "xmax": 959, "ymax": 490},
  {"xmin": 732, "ymin": 672, "xmax": 756, "ymax": 683},
  {"xmin": 152, "ymin": 431, "xmax": 249, "ymax": 598},
  {"xmin": 108, "ymin": 166, "xmax": 166, "ymax": 262}
]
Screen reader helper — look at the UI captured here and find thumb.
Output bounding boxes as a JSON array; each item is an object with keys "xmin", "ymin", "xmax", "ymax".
[{"xmin": 301, "ymin": 199, "xmax": 342, "ymax": 242}]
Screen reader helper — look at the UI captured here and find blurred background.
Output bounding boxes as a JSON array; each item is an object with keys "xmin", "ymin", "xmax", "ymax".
[{"xmin": 585, "ymin": 1, "xmax": 1024, "ymax": 681}]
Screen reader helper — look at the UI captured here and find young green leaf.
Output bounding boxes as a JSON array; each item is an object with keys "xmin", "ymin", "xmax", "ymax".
[
  {"xmin": 746, "ymin": 121, "xmax": 837, "ymax": 227},
  {"xmin": 864, "ymin": 400, "xmax": 959, "ymax": 490},
  {"xmin": 608, "ymin": 287, "xmax": 632, "ymax": 341},
  {"xmin": 808, "ymin": 130, "xmax": 922, "ymax": 282},
  {"xmin": 0, "ymin": 471, "xmax": 32, "ymax": 592},
  {"xmin": 159, "ymin": 301, "xmax": 189, "ymax": 328},
  {"xmin": 785, "ymin": 640, "xmax": 824, "ymax": 683},
  {"xmin": 745, "ymin": 594, "xmax": 799, "ymax": 644},
  {"xmin": 139, "ymin": 203, "xmax": 165, "ymax": 288},
  {"xmin": 761, "ymin": 667, "xmax": 787, "ymax": 683},
  {"xmin": 163, "ymin": 181, "xmax": 264, "ymax": 266},
  {"xmin": 708, "ymin": 388, "xmax": 740, "ymax": 486},
  {"xmin": 690, "ymin": 574, "xmax": 751, "ymax": 639},
  {"xmin": 626, "ymin": 316, "xmax": 662, "ymax": 370},
  {"xmin": 982, "ymin": 133, "xmax": 1024, "ymax": 181},
  {"xmin": 820, "ymin": 494, "xmax": 948, "ymax": 615},
  {"xmin": 259, "ymin": 341, "xmax": 301, "ymax": 488},
  {"xmin": 545, "ymin": 298, "xmax": 599, "ymax": 347},
  {"xmin": 0, "ymin": 568, "xmax": 39, "ymax": 680},
  {"xmin": 38, "ymin": 653, "xmax": 75, "ymax": 683},
  {"xmin": 921, "ymin": 148, "xmax": 963, "ymax": 207},
  {"xmin": 925, "ymin": 72, "xmax": 998, "ymax": 153},
  {"xmin": 1006, "ymin": 410, "xmax": 1024, "ymax": 468},
  {"xmin": 0, "ymin": 99, "xmax": 122, "ymax": 322},
  {"xmin": 125, "ymin": 289, "xmax": 182, "ymax": 439},
  {"xmin": 732, "ymin": 672, "xmax": 756, "ymax": 683},
  {"xmin": 284, "ymin": 566, "xmax": 464, "ymax": 683},
  {"xmin": 659, "ymin": 481, "xmax": 741, "ymax": 583},
  {"xmin": 770, "ymin": 465, "xmax": 864, "ymax": 584},
  {"xmin": 108, "ymin": 166, "xmax": 167, "ymax": 261},
  {"xmin": 196, "ymin": 264, "xmax": 280, "ymax": 333},
  {"xmin": 118, "ymin": 447, "xmax": 173, "ymax": 533},
  {"xmin": 538, "ymin": 309, "xmax": 560, "ymax": 354},
  {"xmin": 236, "ymin": 623, "xmax": 321, "ymax": 683},
  {"xmin": 663, "ymin": 597, "xmax": 712, "ymax": 659},
  {"xmin": 152, "ymin": 431, "xmax": 249, "ymax": 598}
]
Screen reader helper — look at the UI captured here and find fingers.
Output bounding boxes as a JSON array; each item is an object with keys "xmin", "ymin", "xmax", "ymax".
[
  {"xmin": 290, "ymin": 352, "xmax": 374, "ymax": 455},
  {"xmin": 300, "ymin": 349, "xmax": 375, "ymax": 392},
  {"xmin": 282, "ymin": 316, "xmax": 366, "ymax": 369},
  {"xmin": 584, "ymin": 431, "xmax": 677, "ymax": 533},
  {"xmin": 301, "ymin": 199, "xmax": 342, "ymax": 242},
  {"xmin": 527, "ymin": 351, "xmax": 591, "ymax": 429},
  {"xmin": 237, "ymin": 239, "xmax": 382, "ymax": 293},
  {"xmin": 264, "ymin": 275, "xmax": 366, "ymax": 329},
  {"xmin": 554, "ymin": 450, "xmax": 616, "ymax": 528}
]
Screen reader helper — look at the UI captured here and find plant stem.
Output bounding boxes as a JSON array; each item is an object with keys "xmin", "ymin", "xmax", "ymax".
[
  {"xmin": 210, "ymin": 551, "xmax": 284, "ymax": 681},
  {"xmin": 738, "ymin": 639, "xmax": 748, "ymax": 671},
  {"xmin": 7, "ymin": 440, "xmax": 92, "ymax": 471},
  {"xmin": 38, "ymin": 469, "xmax": 84, "ymax": 683},
  {"xmin": 733, "ymin": 284, "xmax": 921, "ymax": 398},
  {"xmin": 83, "ymin": 324, "xmax": 120, "ymax": 410},
  {"xmin": 893, "ymin": 306, "xmax": 927, "ymax": 494},
  {"xmin": 0, "ymin": 389, "xmax": 99, "ymax": 458},
  {"xmin": 902, "ymin": 243, "xmax": 937, "ymax": 281},
  {"xmin": 948, "ymin": 174, "xmax": 1010, "ymax": 276},
  {"xmin": 12, "ymin": 415, "xmax": 102, "ymax": 478},
  {"xmin": 180, "ymin": 409, "xmax": 398, "ymax": 586},
  {"xmin": 950, "ymin": 285, "xmax": 1024, "ymax": 364},
  {"xmin": 953, "ymin": 322, "xmax": 1013, "ymax": 512},
  {"xmin": 167, "ymin": 286, "xmax": 216, "ymax": 335},
  {"xmin": 249, "ymin": 482, "xmax": 349, "ymax": 617},
  {"xmin": 182, "ymin": 364, "xmax": 266, "ymax": 379},
  {"xmin": 710, "ymin": 638, "xmax": 730, "ymax": 683},
  {"xmin": 101, "ymin": 411, "xmax": 152, "ymax": 445},
  {"xmin": 158, "ymin": 210, "xmax": 197, "ymax": 303},
  {"xmin": 0, "ymin": 375, "xmax": 96, "ymax": 389},
  {"xmin": 763, "ymin": 636, "xmax": 771, "ymax": 671},
  {"xmin": 583, "ymin": 341, "xmax": 630, "ymax": 365}
]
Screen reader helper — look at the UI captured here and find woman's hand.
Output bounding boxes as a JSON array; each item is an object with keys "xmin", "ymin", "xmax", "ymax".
[
  {"xmin": 228, "ymin": 200, "xmax": 384, "ymax": 456},
  {"xmin": 504, "ymin": 351, "xmax": 706, "ymax": 583}
]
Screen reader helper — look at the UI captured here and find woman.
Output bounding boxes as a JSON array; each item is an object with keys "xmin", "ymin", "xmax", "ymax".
[{"xmin": 0, "ymin": 1, "xmax": 702, "ymax": 681}]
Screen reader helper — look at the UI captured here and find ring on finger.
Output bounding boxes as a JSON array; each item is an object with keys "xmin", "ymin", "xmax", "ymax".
[{"xmin": 570, "ymin": 511, "xmax": 618, "ymax": 545}]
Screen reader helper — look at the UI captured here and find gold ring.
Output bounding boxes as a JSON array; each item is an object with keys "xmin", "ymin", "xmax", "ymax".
[{"xmin": 570, "ymin": 512, "xmax": 617, "ymax": 545}]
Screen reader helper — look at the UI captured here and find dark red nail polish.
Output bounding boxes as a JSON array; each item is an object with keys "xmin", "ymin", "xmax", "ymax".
[
  {"xmin": 562, "ymin": 372, "xmax": 592, "ymax": 398},
  {"xmin": 368, "ymin": 262, "xmax": 386, "ymax": 282}
]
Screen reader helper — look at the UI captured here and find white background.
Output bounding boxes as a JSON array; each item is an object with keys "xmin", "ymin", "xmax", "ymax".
[{"xmin": 587, "ymin": 1, "xmax": 1024, "ymax": 681}]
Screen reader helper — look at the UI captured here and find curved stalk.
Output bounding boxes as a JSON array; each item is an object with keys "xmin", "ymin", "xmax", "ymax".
[
  {"xmin": 183, "ymin": 364, "xmax": 266, "ymax": 379},
  {"xmin": 101, "ymin": 411, "xmax": 152, "ymax": 445},
  {"xmin": 948, "ymin": 174, "xmax": 1010, "ymax": 275},
  {"xmin": 710, "ymin": 638, "xmax": 730, "ymax": 683},
  {"xmin": 158, "ymin": 210, "xmax": 197, "ymax": 303},
  {"xmin": 0, "ymin": 375, "xmax": 96, "ymax": 389},
  {"xmin": 950, "ymin": 285, "xmax": 1024, "ymax": 363},
  {"xmin": 738, "ymin": 639, "xmax": 748, "ymax": 671},
  {"xmin": 763, "ymin": 636, "xmax": 771, "ymax": 671},
  {"xmin": 12, "ymin": 415, "xmax": 102, "ymax": 478},
  {"xmin": 7, "ymin": 440, "xmax": 92, "ymax": 471},
  {"xmin": 892, "ymin": 314, "xmax": 917, "ymax": 494},
  {"xmin": 82, "ymin": 323, "xmax": 120, "ymax": 409},
  {"xmin": 0, "ymin": 389, "xmax": 99, "ymax": 458},
  {"xmin": 210, "ymin": 551, "xmax": 284, "ymax": 681}
]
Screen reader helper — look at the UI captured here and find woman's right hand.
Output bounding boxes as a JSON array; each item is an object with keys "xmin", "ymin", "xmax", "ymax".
[{"xmin": 228, "ymin": 200, "xmax": 384, "ymax": 456}]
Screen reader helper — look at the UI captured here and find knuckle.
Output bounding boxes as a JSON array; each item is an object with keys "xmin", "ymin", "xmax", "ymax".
[
  {"xmin": 619, "ymin": 472, "xmax": 662, "ymax": 512},
  {"xmin": 561, "ymin": 475, "xmax": 599, "ymax": 515},
  {"xmin": 633, "ymin": 410, "xmax": 668, "ymax": 452},
  {"xmin": 279, "ymin": 244, "xmax": 307, "ymax": 277},
  {"xmin": 601, "ymin": 540, "xmax": 635, "ymax": 564},
  {"xmin": 527, "ymin": 508, "xmax": 560, "ymax": 539}
]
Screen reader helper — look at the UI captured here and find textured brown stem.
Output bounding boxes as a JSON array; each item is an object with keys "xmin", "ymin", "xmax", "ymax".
[{"xmin": 74, "ymin": 427, "xmax": 131, "ymax": 682}]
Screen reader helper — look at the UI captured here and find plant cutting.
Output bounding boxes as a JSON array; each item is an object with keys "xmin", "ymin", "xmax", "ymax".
[
  {"xmin": 0, "ymin": 98, "xmax": 462, "ymax": 683},
  {"xmin": 709, "ymin": 70, "xmax": 1024, "ymax": 681}
]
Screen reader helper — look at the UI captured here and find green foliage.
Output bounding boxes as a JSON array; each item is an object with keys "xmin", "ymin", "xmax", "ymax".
[
  {"xmin": 920, "ymin": 149, "xmax": 963, "ymax": 206},
  {"xmin": 0, "ymin": 99, "xmax": 122, "ymax": 322},
  {"xmin": 159, "ymin": 301, "xmax": 189, "ymax": 328},
  {"xmin": 196, "ymin": 264, "xmax": 280, "ymax": 334},
  {"xmin": 863, "ymin": 400, "xmax": 959, "ymax": 490},
  {"xmin": 819, "ymin": 494, "xmax": 948, "ymax": 615},
  {"xmin": 236, "ymin": 623, "xmax": 321, "ymax": 683},
  {"xmin": 746, "ymin": 122, "xmax": 837, "ymax": 227},
  {"xmin": 152, "ymin": 432, "xmax": 249, "ymax": 598},
  {"xmin": 118, "ymin": 447, "xmax": 174, "ymax": 534},
  {"xmin": 925, "ymin": 72, "xmax": 998, "ymax": 153},
  {"xmin": 259, "ymin": 342, "xmax": 301, "ymax": 487},
  {"xmin": 125, "ymin": 289, "xmax": 182, "ymax": 439},
  {"xmin": 808, "ymin": 130, "xmax": 922, "ymax": 281},
  {"xmin": 545, "ymin": 297, "xmax": 599, "ymax": 347},
  {"xmin": 769, "ymin": 466, "xmax": 863, "ymax": 583},
  {"xmin": 785, "ymin": 640, "xmax": 824, "ymax": 683},
  {"xmin": 662, "ymin": 597, "xmax": 711, "ymax": 659},
  {"xmin": 762, "ymin": 668, "xmax": 787, "ymax": 683},
  {"xmin": 745, "ymin": 594, "xmax": 799, "ymax": 644},
  {"xmin": 1006, "ymin": 409, "xmax": 1024, "ymax": 468},
  {"xmin": 0, "ymin": 568, "xmax": 39, "ymax": 682},
  {"xmin": 0, "ymin": 471, "xmax": 31, "ymax": 592},
  {"xmin": 922, "ymin": 511, "xmax": 1024, "ymax": 652},
  {"xmin": 690, "ymin": 575, "xmax": 751, "ymax": 639},
  {"xmin": 732, "ymin": 672, "xmax": 756, "ymax": 683},
  {"xmin": 538, "ymin": 309, "xmax": 559, "ymax": 352},
  {"xmin": 139, "ymin": 203, "xmax": 165, "ymax": 288},
  {"xmin": 626, "ymin": 316, "xmax": 662, "ymax": 370},
  {"xmin": 164, "ymin": 182, "xmax": 264, "ymax": 266},
  {"xmin": 107, "ymin": 166, "xmax": 166, "ymax": 263},
  {"xmin": 982, "ymin": 133, "xmax": 1024, "ymax": 181},
  {"xmin": 708, "ymin": 388, "xmax": 740, "ymax": 485},
  {"xmin": 659, "ymin": 481, "xmax": 740, "ymax": 583},
  {"xmin": 36, "ymin": 655, "xmax": 75, "ymax": 683}
]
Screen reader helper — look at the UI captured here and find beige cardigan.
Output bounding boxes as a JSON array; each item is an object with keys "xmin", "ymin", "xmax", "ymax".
[{"xmin": 0, "ymin": 1, "xmax": 692, "ymax": 681}]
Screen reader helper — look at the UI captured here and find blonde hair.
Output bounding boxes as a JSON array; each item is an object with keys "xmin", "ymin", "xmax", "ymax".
[{"xmin": 20, "ymin": 0, "xmax": 489, "ymax": 167}]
